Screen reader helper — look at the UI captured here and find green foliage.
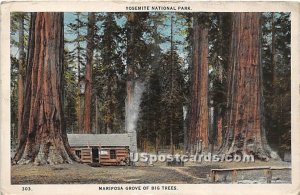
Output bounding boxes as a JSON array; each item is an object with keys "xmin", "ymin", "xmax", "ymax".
[
  {"xmin": 10, "ymin": 12, "xmax": 291, "ymax": 154},
  {"xmin": 10, "ymin": 12, "xmax": 30, "ymax": 138},
  {"xmin": 138, "ymin": 50, "xmax": 185, "ymax": 149},
  {"xmin": 64, "ymin": 48, "xmax": 78, "ymax": 133},
  {"xmin": 65, "ymin": 12, "xmax": 88, "ymax": 78},
  {"xmin": 262, "ymin": 12, "xmax": 291, "ymax": 151},
  {"xmin": 125, "ymin": 12, "xmax": 152, "ymax": 79},
  {"xmin": 93, "ymin": 13, "xmax": 125, "ymax": 133},
  {"xmin": 10, "ymin": 13, "xmax": 30, "ymax": 49},
  {"xmin": 10, "ymin": 56, "xmax": 19, "ymax": 131}
]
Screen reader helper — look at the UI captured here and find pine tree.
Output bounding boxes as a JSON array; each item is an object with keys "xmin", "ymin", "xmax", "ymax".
[
  {"xmin": 66, "ymin": 12, "xmax": 87, "ymax": 133},
  {"xmin": 10, "ymin": 13, "xmax": 30, "ymax": 142},
  {"xmin": 262, "ymin": 12, "xmax": 291, "ymax": 152},
  {"xmin": 160, "ymin": 50, "xmax": 185, "ymax": 153},
  {"xmin": 63, "ymin": 47, "xmax": 78, "ymax": 133},
  {"xmin": 96, "ymin": 13, "xmax": 124, "ymax": 134}
]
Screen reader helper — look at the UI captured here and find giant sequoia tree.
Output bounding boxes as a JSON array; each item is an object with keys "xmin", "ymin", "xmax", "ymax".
[
  {"xmin": 83, "ymin": 13, "xmax": 96, "ymax": 133},
  {"xmin": 10, "ymin": 12, "xmax": 290, "ymax": 162},
  {"xmin": 125, "ymin": 12, "xmax": 150, "ymax": 153},
  {"xmin": 125, "ymin": 13, "xmax": 136, "ymax": 125},
  {"xmin": 13, "ymin": 13, "xmax": 78, "ymax": 165},
  {"xmin": 219, "ymin": 13, "xmax": 277, "ymax": 160},
  {"xmin": 189, "ymin": 13, "xmax": 209, "ymax": 153}
]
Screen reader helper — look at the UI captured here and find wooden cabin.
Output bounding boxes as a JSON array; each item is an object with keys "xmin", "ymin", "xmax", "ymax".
[{"xmin": 67, "ymin": 134, "xmax": 130, "ymax": 166}]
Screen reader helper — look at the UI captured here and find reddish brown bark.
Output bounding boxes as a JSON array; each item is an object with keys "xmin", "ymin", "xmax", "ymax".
[
  {"xmin": 215, "ymin": 14, "xmax": 226, "ymax": 149},
  {"xmin": 17, "ymin": 14, "xmax": 25, "ymax": 142},
  {"xmin": 77, "ymin": 72, "xmax": 82, "ymax": 133},
  {"xmin": 189, "ymin": 14, "xmax": 209, "ymax": 153},
  {"xmin": 76, "ymin": 13, "xmax": 82, "ymax": 133},
  {"xmin": 13, "ymin": 13, "xmax": 79, "ymax": 165},
  {"xmin": 125, "ymin": 13, "xmax": 140, "ymax": 156},
  {"xmin": 220, "ymin": 13, "xmax": 277, "ymax": 160},
  {"xmin": 125, "ymin": 13, "xmax": 135, "ymax": 133},
  {"xmin": 216, "ymin": 118, "xmax": 223, "ymax": 147},
  {"xmin": 83, "ymin": 13, "xmax": 95, "ymax": 133},
  {"xmin": 95, "ymin": 95, "xmax": 99, "ymax": 133}
]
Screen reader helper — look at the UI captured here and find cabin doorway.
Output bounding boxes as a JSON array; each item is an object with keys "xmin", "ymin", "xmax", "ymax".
[{"xmin": 92, "ymin": 147, "xmax": 99, "ymax": 163}]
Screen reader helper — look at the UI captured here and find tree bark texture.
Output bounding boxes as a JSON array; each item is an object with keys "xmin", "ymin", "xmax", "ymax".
[
  {"xmin": 125, "ymin": 13, "xmax": 135, "ymax": 133},
  {"xmin": 13, "ymin": 13, "xmax": 79, "ymax": 165},
  {"xmin": 83, "ymin": 12, "xmax": 95, "ymax": 133},
  {"xmin": 215, "ymin": 13, "xmax": 226, "ymax": 149},
  {"xmin": 220, "ymin": 13, "xmax": 277, "ymax": 160},
  {"xmin": 189, "ymin": 14, "xmax": 209, "ymax": 153},
  {"xmin": 76, "ymin": 13, "xmax": 82, "ymax": 133}
]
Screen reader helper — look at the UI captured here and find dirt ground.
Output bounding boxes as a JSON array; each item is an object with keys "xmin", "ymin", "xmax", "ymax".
[{"xmin": 11, "ymin": 160, "xmax": 291, "ymax": 184}]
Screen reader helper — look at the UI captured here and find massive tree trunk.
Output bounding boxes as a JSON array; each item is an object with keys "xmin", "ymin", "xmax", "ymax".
[
  {"xmin": 125, "ymin": 13, "xmax": 135, "ymax": 127},
  {"xmin": 219, "ymin": 13, "xmax": 277, "ymax": 160},
  {"xmin": 17, "ymin": 14, "xmax": 25, "ymax": 142},
  {"xmin": 83, "ymin": 12, "xmax": 95, "ymax": 133},
  {"xmin": 189, "ymin": 13, "xmax": 209, "ymax": 153},
  {"xmin": 125, "ymin": 13, "xmax": 138, "ymax": 155},
  {"xmin": 13, "ymin": 13, "xmax": 79, "ymax": 165}
]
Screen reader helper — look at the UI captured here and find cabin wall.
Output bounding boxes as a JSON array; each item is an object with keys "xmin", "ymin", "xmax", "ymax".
[
  {"xmin": 71, "ymin": 146, "xmax": 129, "ymax": 165},
  {"xmin": 100, "ymin": 147, "xmax": 129, "ymax": 165},
  {"xmin": 71, "ymin": 148, "xmax": 92, "ymax": 163}
]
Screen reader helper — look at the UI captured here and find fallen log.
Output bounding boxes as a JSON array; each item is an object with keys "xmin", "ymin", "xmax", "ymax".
[{"xmin": 210, "ymin": 166, "xmax": 291, "ymax": 183}]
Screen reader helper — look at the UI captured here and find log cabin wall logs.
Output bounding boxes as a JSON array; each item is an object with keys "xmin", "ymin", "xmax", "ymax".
[{"xmin": 71, "ymin": 146, "xmax": 129, "ymax": 165}]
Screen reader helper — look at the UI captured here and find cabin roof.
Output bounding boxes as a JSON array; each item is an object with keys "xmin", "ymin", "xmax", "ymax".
[{"xmin": 67, "ymin": 133, "xmax": 131, "ymax": 147}]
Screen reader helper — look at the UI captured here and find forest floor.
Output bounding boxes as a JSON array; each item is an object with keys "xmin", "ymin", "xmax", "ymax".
[{"xmin": 11, "ymin": 160, "xmax": 291, "ymax": 184}]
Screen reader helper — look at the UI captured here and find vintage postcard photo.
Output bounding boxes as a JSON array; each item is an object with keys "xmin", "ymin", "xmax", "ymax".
[{"xmin": 1, "ymin": 1, "xmax": 300, "ymax": 195}]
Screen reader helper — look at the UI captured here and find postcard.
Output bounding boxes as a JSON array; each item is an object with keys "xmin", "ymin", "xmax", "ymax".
[{"xmin": 0, "ymin": 1, "xmax": 299, "ymax": 195}]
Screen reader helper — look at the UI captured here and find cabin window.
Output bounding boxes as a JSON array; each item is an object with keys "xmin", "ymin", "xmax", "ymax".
[
  {"xmin": 110, "ymin": 150, "xmax": 116, "ymax": 159},
  {"xmin": 75, "ymin": 150, "xmax": 81, "ymax": 159}
]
